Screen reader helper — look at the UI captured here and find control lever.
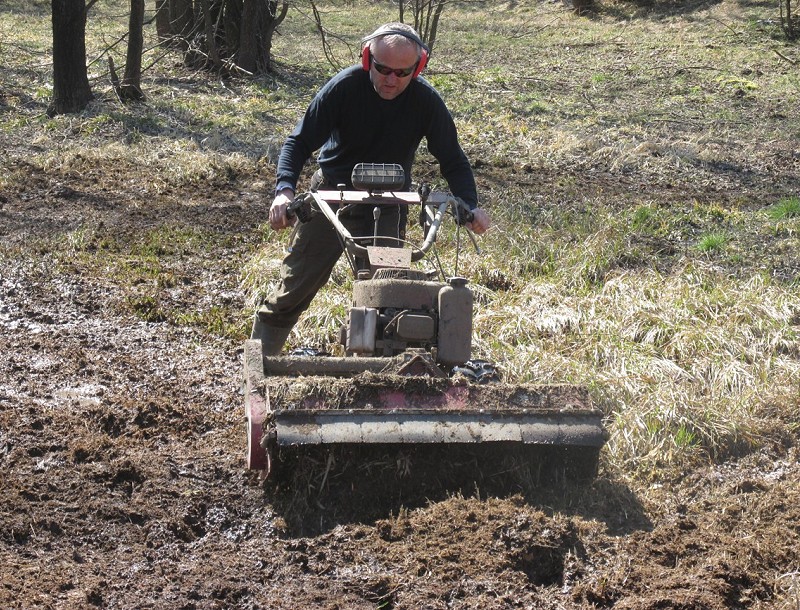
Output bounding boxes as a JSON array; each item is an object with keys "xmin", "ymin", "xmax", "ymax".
[
  {"xmin": 451, "ymin": 197, "xmax": 481, "ymax": 255},
  {"xmin": 286, "ymin": 193, "xmax": 314, "ymax": 223},
  {"xmin": 372, "ymin": 206, "xmax": 381, "ymax": 246},
  {"xmin": 452, "ymin": 197, "xmax": 475, "ymax": 226}
]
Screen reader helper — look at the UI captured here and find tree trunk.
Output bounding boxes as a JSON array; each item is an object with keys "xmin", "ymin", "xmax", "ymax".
[
  {"xmin": 120, "ymin": 0, "xmax": 146, "ymax": 100},
  {"xmin": 155, "ymin": 0, "xmax": 170, "ymax": 41},
  {"xmin": 171, "ymin": 0, "xmax": 286, "ymax": 75},
  {"xmin": 262, "ymin": 1, "xmax": 288, "ymax": 72},
  {"xmin": 201, "ymin": 0, "xmax": 221, "ymax": 68},
  {"xmin": 428, "ymin": 1, "xmax": 445, "ymax": 49},
  {"xmin": 405, "ymin": 0, "xmax": 444, "ymax": 51},
  {"xmin": 236, "ymin": 0, "xmax": 258, "ymax": 73},
  {"xmin": 49, "ymin": 0, "xmax": 93, "ymax": 116},
  {"xmin": 223, "ymin": 0, "xmax": 242, "ymax": 55},
  {"xmin": 170, "ymin": 0, "xmax": 193, "ymax": 50}
]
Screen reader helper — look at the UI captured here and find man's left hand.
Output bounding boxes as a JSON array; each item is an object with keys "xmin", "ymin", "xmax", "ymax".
[{"xmin": 467, "ymin": 208, "xmax": 491, "ymax": 235}]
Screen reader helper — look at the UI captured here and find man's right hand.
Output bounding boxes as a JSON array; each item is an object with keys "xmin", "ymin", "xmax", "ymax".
[{"xmin": 269, "ymin": 188, "xmax": 296, "ymax": 231}]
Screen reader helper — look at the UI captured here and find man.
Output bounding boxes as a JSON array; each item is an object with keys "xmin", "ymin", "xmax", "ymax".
[{"xmin": 252, "ymin": 22, "xmax": 491, "ymax": 355}]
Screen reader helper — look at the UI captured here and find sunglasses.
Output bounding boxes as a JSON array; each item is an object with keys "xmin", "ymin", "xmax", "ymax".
[{"xmin": 371, "ymin": 57, "xmax": 417, "ymax": 78}]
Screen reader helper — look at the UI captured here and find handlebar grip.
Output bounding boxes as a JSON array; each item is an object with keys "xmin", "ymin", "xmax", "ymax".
[
  {"xmin": 286, "ymin": 193, "xmax": 314, "ymax": 223},
  {"xmin": 453, "ymin": 198, "xmax": 475, "ymax": 225}
]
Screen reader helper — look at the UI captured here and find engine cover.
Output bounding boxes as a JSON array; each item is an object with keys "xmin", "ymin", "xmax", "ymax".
[{"xmin": 352, "ymin": 277, "xmax": 443, "ymax": 310}]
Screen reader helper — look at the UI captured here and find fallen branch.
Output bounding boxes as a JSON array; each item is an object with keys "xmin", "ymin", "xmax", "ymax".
[{"xmin": 773, "ymin": 48, "xmax": 798, "ymax": 64}]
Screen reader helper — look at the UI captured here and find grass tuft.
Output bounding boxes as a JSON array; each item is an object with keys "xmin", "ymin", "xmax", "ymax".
[
  {"xmin": 768, "ymin": 197, "xmax": 800, "ymax": 221},
  {"xmin": 696, "ymin": 232, "xmax": 729, "ymax": 253}
]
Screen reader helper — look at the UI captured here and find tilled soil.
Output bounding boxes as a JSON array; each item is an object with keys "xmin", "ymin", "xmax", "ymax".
[{"xmin": 2, "ymin": 162, "xmax": 799, "ymax": 609}]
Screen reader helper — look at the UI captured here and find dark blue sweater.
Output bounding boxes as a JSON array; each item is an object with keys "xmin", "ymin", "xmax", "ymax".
[{"xmin": 275, "ymin": 65, "xmax": 478, "ymax": 208}]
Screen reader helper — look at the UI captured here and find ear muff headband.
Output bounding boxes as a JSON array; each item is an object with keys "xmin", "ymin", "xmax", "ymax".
[{"xmin": 361, "ymin": 29, "xmax": 430, "ymax": 78}]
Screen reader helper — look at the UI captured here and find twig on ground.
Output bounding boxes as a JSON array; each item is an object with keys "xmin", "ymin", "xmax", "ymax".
[{"xmin": 773, "ymin": 49, "xmax": 797, "ymax": 65}]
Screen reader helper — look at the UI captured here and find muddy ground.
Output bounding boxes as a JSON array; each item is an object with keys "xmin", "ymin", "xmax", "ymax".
[{"xmin": 1, "ymin": 152, "xmax": 799, "ymax": 610}]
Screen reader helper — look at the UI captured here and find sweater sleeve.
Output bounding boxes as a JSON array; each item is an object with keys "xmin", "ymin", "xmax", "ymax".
[
  {"xmin": 274, "ymin": 75, "xmax": 343, "ymax": 193},
  {"xmin": 422, "ymin": 86, "xmax": 478, "ymax": 209}
]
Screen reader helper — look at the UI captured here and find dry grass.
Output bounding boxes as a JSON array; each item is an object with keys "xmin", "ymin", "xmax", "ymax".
[
  {"xmin": 775, "ymin": 571, "xmax": 800, "ymax": 610},
  {"xmin": 474, "ymin": 263, "xmax": 799, "ymax": 474}
]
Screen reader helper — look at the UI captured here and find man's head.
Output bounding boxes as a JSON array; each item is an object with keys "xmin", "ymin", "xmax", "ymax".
[{"xmin": 361, "ymin": 23, "xmax": 428, "ymax": 100}]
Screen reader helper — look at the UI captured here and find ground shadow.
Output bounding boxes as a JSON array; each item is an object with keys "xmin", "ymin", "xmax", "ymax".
[
  {"xmin": 591, "ymin": 0, "xmax": 724, "ymax": 21},
  {"xmin": 0, "ymin": 1, "xmax": 49, "ymax": 17},
  {"xmin": 265, "ymin": 444, "xmax": 651, "ymax": 538}
]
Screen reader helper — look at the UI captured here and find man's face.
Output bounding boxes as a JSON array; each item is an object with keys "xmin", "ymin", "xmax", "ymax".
[{"xmin": 369, "ymin": 38, "xmax": 419, "ymax": 100}]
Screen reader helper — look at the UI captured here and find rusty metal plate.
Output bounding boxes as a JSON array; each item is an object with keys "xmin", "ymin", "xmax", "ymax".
[{"xmin": 367, "ymin": 246, "xmax": 412, "ymax": 271}]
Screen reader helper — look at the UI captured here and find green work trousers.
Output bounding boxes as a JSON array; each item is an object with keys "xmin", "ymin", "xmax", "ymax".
[{"xmin": 256, "ymin": 202, "xmax": 405, "ymax": 329}]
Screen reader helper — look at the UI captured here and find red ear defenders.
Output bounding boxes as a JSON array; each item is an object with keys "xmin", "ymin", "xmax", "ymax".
[{"xmin": 361, "ymin": 29, "xmax": 429, "ymax": 78}]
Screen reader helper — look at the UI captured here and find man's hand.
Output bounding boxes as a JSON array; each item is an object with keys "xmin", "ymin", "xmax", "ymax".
[
  {"xmin": 467, "ymin": 207, "xmax": 491, "ymax": 235},
  {"xmin": 269, "ymin": 188, "xmax": 296, "ymax": 231}
]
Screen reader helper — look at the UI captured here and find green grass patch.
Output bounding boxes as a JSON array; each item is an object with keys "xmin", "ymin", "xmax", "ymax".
[
  {"xmin": 696, "ymin": 232, "xmax": 729, "ymax": 253},
  {"xmin": 125, "ymin": 292, "xmax": 243, "ymax": 338},
  {"xmin": 767, "ymin": 196, "xmax": 800, "ymax": 220}
]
